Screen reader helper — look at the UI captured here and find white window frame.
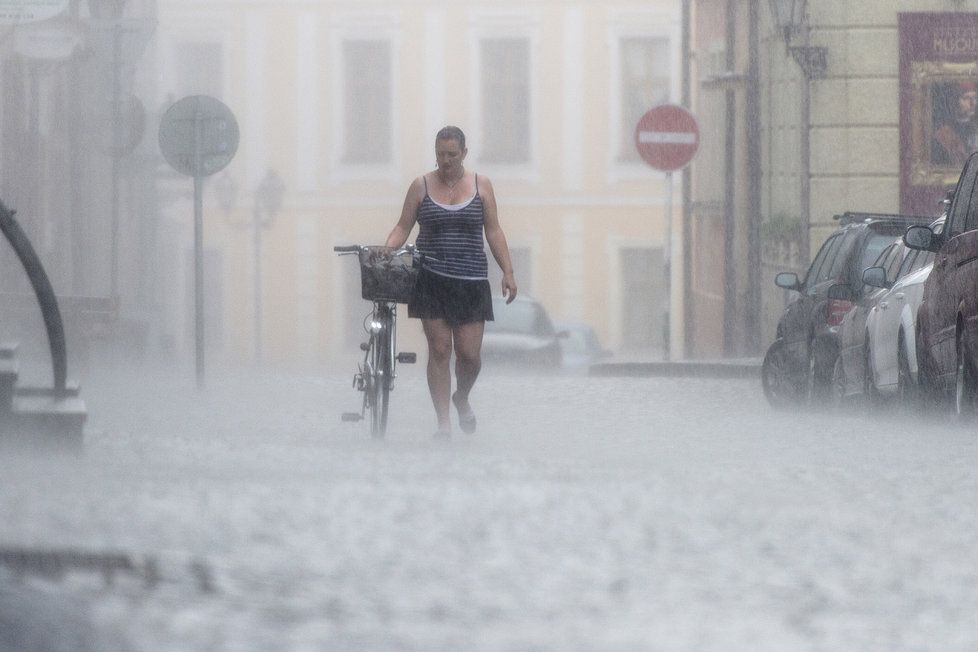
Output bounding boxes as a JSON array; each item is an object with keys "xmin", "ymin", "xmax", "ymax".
[
  {"xmin": 159, "ymin": 10, "xmax": 234, "ymax": 107},
  {"xmin": 606, "ymin": 9, "xmax": 680, "ymax": 184},
  {"xmin": 468, "ymin": 8, "xmax": 541, "ymax": 183},
  {"xmin": 328, "ymin": 10, "xmax": 402, "ymax": 184}
]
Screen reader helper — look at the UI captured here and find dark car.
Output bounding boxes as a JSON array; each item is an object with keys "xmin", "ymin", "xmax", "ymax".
[
  {"xmin": 905, "ymin": 152, "xmax": 978, "ymax": 415},
  {"xmin": 762, "ymin": 212, "xmax": 932, "ymax": 407},
  {"xmin": 482, "ymin": 295, "xmax": 563, "ymax": 369}
]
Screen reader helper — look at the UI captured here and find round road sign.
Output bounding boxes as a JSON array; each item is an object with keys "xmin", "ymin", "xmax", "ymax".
[
  {"xmin": 159, "ymin": 95, "xmax": 239, "ymax": 177},
  {"xmin": 634, "ymin": 104, "xmax": 699, "ymax": 172}
]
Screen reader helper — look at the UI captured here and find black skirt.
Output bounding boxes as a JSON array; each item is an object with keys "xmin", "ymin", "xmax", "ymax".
[{"xmin": 408, "ymin": 267, "xmax": 494, "ymax": 325}]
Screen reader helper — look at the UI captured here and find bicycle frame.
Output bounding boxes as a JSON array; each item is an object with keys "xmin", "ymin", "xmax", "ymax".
[{"xmin": 336, "ymin": 244, "xmax": 417, "ymax": 437}]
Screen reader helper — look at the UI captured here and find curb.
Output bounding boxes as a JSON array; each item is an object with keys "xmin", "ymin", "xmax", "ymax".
[{"xmin": 589, "ymin": 359, "xmax": 762, "ymax": 379}]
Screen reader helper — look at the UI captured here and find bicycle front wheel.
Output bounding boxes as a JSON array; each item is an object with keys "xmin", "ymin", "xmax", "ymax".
[
  {"xmin": 369, "ymin": 312, "xmax": 393, "ymax": 438},
  {"xmin": 374, "ymin": 330, "xmax": 391, "ymax": 437}
]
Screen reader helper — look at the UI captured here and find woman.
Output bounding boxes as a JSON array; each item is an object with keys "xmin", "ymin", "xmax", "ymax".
[{"xmin": 384, "ymin": 126, "xmax": 518, "ymax": 438}]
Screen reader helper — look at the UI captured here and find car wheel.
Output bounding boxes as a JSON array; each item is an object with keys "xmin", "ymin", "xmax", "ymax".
[
  {"xmin": 896, "ymin": 333, "xmax": 916, "ymax": 410},
  {"xmin": 954, "ymin": 330, "xmax": 977, "ymax": 419},
  {"xmin": 762, "ymin": 340, "xmax": 796, "ymax": 409}
]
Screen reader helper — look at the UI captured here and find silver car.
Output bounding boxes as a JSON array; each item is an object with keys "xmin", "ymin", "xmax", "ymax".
[{"xmin": 482, "ymin": 296, "xmax": 563, "ymax": 369}]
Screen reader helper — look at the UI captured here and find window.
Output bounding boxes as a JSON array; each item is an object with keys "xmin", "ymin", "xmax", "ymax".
[
  {"xmin": 176, "ymin": 42, "xmax": 223, "ymax": 98},
  {"xmin": 480, "ymin": 38, "xmax": 530, "ymax": 164},
  {"xmin": 804, "ymin": 235, "xmax": 837, "ymax": 289},
  {"xmin": 824, "ymin": 231, "xmax": 857, "ymax": 282},
  {"xmin": 619, "ymin": 37, "xmax": 669, "ymax": 162},
  {"xmin": 896, "ymin": 249, "xmax": 918, "ymax": 279},
  {"xmin": 342, "ymin": 40, "xmax": 391, "ymax": 164},
  {"xmin": 949, "ymin": 157, "xmax": 978, "ymax": 236},
  {"xmin": 883, "ymin": 245, "xmax": 906, "ymax": 284}
]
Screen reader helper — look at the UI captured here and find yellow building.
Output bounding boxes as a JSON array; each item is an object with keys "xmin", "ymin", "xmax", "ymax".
[
  {"xmin": 687, "ymin": 1, "xmax": 978, "ymax": 358},
  {"xmin": 153, "ymin": 0, "xmax": 685, "ymax": 367}
]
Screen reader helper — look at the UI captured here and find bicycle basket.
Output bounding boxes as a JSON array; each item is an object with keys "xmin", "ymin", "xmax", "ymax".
[{"xmin": 358, "ymin": 247, "xmax": 419, "ymax": 303}]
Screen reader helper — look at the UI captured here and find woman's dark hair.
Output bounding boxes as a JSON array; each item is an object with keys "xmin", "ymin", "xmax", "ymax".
[{"xmin": 436, "ymin": 125, "xmax": 466, "ymax": 150}]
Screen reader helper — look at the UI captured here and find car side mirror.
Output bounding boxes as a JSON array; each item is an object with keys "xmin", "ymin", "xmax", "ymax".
[
  {"xmin": 775, "ymin": 272, "xmax": 800, "ymax": 290},
  {"xmin": 861, "ymin": 266, "xmax": 888, "ymax": 289},
  {"xmin": 904, "ymin": 225, "xmax": 938, "ymax": 252},
  {"xmin": 827, "ymin": 283, "xmax": 855, "ymax": 301}
]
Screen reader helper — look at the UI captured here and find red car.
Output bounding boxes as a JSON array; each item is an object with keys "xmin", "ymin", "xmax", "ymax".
[{"xmin": 905, "ymin": 152, "xmax": 978, "ymax": 415}]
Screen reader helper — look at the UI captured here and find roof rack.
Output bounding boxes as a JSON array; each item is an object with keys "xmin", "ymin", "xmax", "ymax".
[{"xmin": 832, "ymin": 211, "xmax": 932, "ymax": 226}]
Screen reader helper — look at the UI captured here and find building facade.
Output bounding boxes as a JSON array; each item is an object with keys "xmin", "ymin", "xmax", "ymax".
[
  {"xmin": 687, "ymin": 0, "xmax": 978, "ymax": 359},
  {"xmin": 152, "ymin": 0, "xmax": 687, "ymax": 367}
]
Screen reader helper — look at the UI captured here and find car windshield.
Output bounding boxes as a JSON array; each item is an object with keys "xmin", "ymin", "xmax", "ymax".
[{"xmin": 488, "ymin": 299, "xmax": 555, "ymax": 336}]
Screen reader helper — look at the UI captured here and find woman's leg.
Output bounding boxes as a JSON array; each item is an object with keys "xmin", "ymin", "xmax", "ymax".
[
  {"xmin": 422, "ymin": 318, "xmax": 454, "ymax": 432},
  {"xmin": 452, "ymin": 320, "xmax": 485, "ymax": 413}
]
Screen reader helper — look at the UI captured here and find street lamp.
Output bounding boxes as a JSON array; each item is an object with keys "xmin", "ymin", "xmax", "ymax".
[
  {"xmin": 252, "ymin": 169, "xmax": 285, "ymax": 364},
  {"xmin": 768, "ymin": 0, "xmax": 827, "ymax": 79}
]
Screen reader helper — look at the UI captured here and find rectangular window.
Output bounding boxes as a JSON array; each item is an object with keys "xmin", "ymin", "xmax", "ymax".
[
  {"xmin": 480, "ymin": 38, "xmax": 530, "ymax": 164},
  {"xmin": 176, "ymin": 42, "xmax": 223, "ymax": 98},
  {"xmin": 619, "ymin": 37, "xmax": 669, "ymax": 162},
  {"xmin": 343, "ymin": 40, "xmax": 391, "ymax": 164}
]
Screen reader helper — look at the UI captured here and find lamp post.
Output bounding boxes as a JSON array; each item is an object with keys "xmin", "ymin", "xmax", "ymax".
[
  {"xmin": 252, "ymin": 169, "xmax": 284, "ymax": 365},
  {"xmin": 768, "ymin": 0, "xmax": 827, "ymax": 79}
]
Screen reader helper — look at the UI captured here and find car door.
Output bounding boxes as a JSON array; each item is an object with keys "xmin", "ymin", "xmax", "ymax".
[
  {"xmin": 870, "ymin": 246, "xmax": 916, "ymax": 390},
  {"xmin": 929, "ymin": 154, "xmax": 978, "ymax": 383},
  {"xmin": 844, "ymin": 242, "xmax": 900, "ymax": 391}
]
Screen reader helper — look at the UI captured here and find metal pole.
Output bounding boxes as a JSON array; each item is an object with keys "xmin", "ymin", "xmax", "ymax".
[
  {"xmin": 193, "ymin": 106, "xmax": 205, "ymax": 387},
  {"xmin": 109, "ymin": 23, "xmax": 122, "ymax": 298},
  {"xmin": 722, "ymin": 0, "xmax": 737, "ymax": 357},
  {"xmin": 253, "ymin": 200, "xmax": 262, "ymax": 364},
  {"xmin": 681, "ymin": 0, "xmax": 692, "ymax": 360},
  {"xmin": 664, "ymin": 171, "xmax": 673, "ymax": 361},
  {"xmin": 745, "ymin": 0, "xmax": 762, "ymax": 354}
]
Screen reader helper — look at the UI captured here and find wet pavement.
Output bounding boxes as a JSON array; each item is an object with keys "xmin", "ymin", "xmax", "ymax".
[{"xmin": 1, "ymin": 361, "xmax": 978, "ymax": 650}]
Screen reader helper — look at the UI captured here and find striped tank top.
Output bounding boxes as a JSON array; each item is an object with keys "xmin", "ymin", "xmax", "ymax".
[{"xmin": 415, "ymin": 174, "xmax": 489, "ymax": 280}]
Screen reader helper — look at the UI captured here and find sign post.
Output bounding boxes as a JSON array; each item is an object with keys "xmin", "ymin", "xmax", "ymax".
[
  {"xmin": 159, "ymin": 95, "xmax": 239, "ymax": 387},
  {"xmin": 634, "ymin": 104, "xmax": 699, "ymax": 360}
]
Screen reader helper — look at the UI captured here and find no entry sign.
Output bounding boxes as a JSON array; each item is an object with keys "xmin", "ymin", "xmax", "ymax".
[{"xmin": 634, "ymin": 104, "xmax": 699, "ymax": 172}]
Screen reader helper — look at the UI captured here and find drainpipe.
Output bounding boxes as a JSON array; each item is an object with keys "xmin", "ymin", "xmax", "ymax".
[
  {"xmin": 681, "ymin": 0, "xmax": 692, "ymax": 359},
  {"xmin": 745, "ymin": 0, "xmax": 761, "ymax": 354},
  {"xmin": 722, "ymin": 0, "xmax": 737, "ymax": 356}
]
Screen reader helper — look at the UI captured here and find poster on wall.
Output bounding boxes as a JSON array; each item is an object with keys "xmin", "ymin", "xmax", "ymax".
[{"xmin": 900, "ymin": 13, "xmax": 978, "ymax": 215}]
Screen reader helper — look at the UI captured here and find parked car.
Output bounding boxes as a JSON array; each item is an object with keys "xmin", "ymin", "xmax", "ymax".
[
  {"xmin": 863, "ymin": 218, "xmax": 942, "ymax": 404},
  {"xmin": 761, "ymin": 212, "xmax": 933, "ymax": 407},
  {"xmin": 905, "ymin": 152, "xmax": 978, "ymax": 415},
  {"xmin": 831, "ymin": 237, "xmax": 911, "ymax": 403},
  {"xmin": 482, "ymin": 295, "xmax": 564, "ymax": 369},
  {"xmin": 554, "ymin": 320, "xmax": 612, "ymax": 371}
]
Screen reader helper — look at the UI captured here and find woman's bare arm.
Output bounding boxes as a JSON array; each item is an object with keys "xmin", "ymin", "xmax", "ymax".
[
  {"xmin": 384, "ymin": 176, "xmax": 424, "ymax": 248},
  {"xmin": 481, "ymin": 176, "xmax": 518, "ymax": 302}
]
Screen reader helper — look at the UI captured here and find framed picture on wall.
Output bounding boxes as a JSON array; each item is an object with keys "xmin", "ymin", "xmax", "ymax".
[
  {"xmin": 900, "ymin": 13, "xmax": 978, "ymax": 214},
  {"xmin": 908, "ymin": 62, "xmax": 978, "ymax": 187}
]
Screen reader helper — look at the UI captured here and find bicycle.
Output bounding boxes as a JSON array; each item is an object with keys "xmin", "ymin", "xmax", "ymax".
[{"xmin": 334, "ymin": 244, "xmax": 422, "ymax": 437}]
